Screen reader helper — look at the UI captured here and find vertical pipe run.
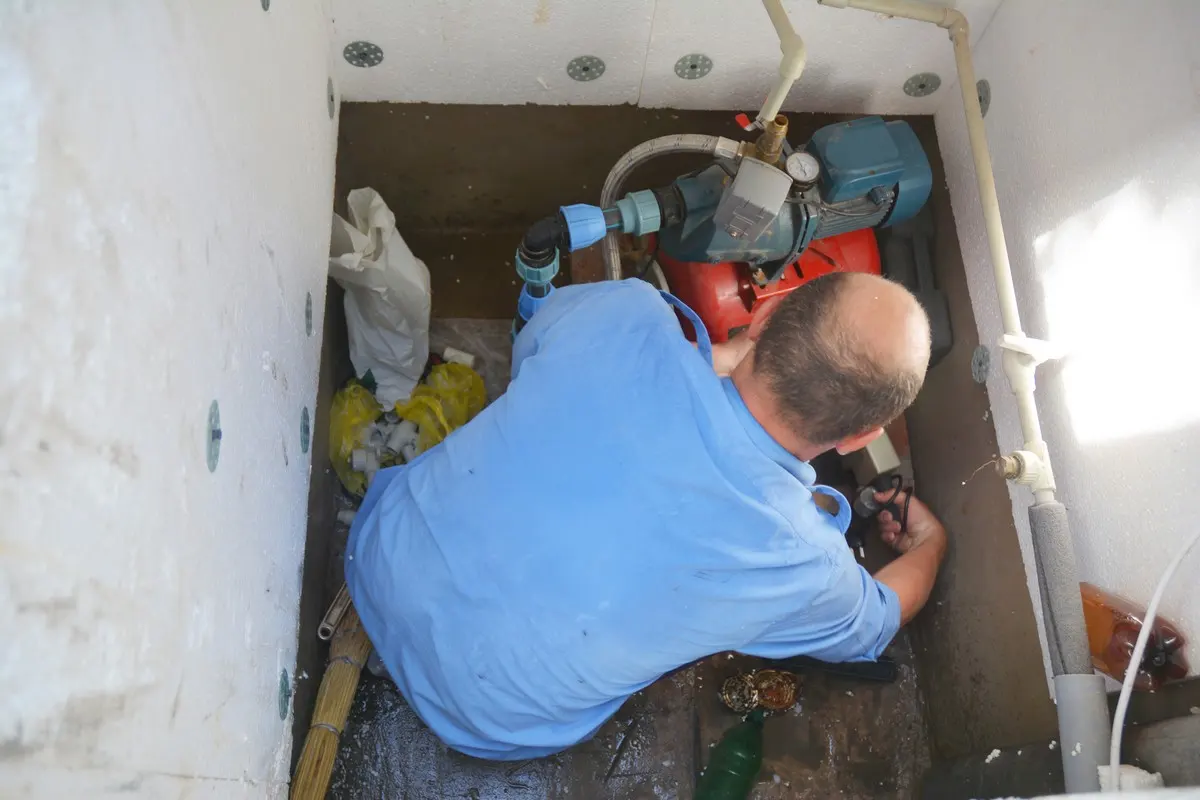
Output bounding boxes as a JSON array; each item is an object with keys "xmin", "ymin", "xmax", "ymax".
[
  {"xmin": 816, "ymin": 0, "xmax": 1110, "ymax": 790},
  {"xmin": 945, "ymin": 17, "xmax": 1024, "ymax": 340}
]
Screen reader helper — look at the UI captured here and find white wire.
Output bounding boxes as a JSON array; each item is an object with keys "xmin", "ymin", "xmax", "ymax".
[{"xmin": 1107, "ymin": 526, "xmax": 1200, "ymax": 792}]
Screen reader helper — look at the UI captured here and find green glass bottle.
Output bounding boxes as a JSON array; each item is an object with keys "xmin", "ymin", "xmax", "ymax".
[{"xmin": 695, "ymin": 710, "xmax": 765, "ymax": 800}]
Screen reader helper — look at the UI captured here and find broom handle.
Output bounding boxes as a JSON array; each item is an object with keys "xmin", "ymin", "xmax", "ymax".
[{"xmin": 291, "ymin": 606, "xmax": 373, "ymax": 800}]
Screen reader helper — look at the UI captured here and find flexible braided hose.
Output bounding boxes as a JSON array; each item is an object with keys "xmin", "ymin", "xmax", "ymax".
[{"xmin": 598, "ymin": 135, "xmax": 740, "ymax": 280}]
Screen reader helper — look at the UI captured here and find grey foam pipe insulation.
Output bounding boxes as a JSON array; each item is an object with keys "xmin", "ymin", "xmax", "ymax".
[
  {"xmin": 814, "ymin": 0, "xmax": 1112, "ymax": 790},
  {"xmin": 1030, "ymin": 502, "xmax": 1092, "ymax": 676},
  {"xmin": 1031, "ymin": 501, "xmax": 1109, "ymax": 791}
]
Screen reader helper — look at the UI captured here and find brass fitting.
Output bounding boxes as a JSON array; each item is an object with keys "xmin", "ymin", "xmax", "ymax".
[
  {"xmin": 755, "ymin": 114, "xmax": 789, "ymax": 166},
  {"xmin": 997, "ymin": 450, "xmax": 1045, "ymax": 485},
  {"xmin": 997, "ymin": 454, "xmax": 1023, "ymax": 480}
]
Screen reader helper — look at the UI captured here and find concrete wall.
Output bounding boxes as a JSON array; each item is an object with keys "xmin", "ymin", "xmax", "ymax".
[
  {"xmin": 0, "ymin": 1, "xmax": 338, "ymax": 796},
  {"xmin": 332, "ymin": 0, "xmax": 1002, "ymax": 114},
  {"xmin": 936, "ymin": 0, "xmax": 1200, "ymax": 678}
]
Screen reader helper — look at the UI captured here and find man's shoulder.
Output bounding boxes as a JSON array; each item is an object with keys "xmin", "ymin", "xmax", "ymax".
[
  {"xmin": 552, "ymin": 278, "xmax": 666, "ymax": 314},
  {"xmin": 538, "ymin": 280, "xmax": 683, "ymax": 350}
]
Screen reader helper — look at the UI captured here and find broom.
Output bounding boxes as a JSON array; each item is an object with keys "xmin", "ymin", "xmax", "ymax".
[{"xmin": 290, "ymin": 605, "xmax": 373, "ymax": 800}]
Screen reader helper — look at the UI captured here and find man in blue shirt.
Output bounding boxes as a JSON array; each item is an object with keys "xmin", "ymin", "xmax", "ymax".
[{"xmin": 345, "ymin": 272, "xmax": 947, "ymax": 761}]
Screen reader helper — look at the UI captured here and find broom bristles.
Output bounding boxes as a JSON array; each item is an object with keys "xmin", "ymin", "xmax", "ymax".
[{"xmin": 291, "ymin": 606, "xmax": 373, "ymax": 800}]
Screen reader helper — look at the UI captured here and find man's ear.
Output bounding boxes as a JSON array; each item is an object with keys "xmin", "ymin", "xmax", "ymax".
[
  {"xmin": 834, "ymin": 427, "xmax": 884, "ymax": 456},
  {"xmin": 747, "ymin": 295, "xmax": 784, "ymax": 341}
]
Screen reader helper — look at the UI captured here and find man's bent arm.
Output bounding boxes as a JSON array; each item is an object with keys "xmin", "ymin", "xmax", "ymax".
[
  {"xmin": 871, "ymin": 492, "xmax": 947, "ymax": 625},
  {"xmin": 873, "ymin": 532, "xmax": 946, "ymax": 624}
]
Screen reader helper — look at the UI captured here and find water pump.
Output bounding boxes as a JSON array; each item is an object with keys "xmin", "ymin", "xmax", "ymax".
[{"xmin": 512, "ymin": 114, "xmax": 932, "ymax": 338}]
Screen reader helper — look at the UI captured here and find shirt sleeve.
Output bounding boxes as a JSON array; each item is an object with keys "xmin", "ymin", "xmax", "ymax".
[
  {"xmin": 510, "ymin": 284, "xmax": 592, "ymax": 380},
  {"xmin": 740, "ymin": 557, "xmax": 902, "ymax": 663},
  {"xmin": 511, "ymin": 280, "xmax": 675, "ymax": 379}
]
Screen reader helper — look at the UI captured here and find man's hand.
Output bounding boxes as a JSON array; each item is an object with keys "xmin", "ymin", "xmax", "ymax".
[
  {"xmin": 872, "ymin": 490, "xmax": 947, "ymax": 625},
  {"xmin": 876, "ymin": 490, "xmax": 946, "ymax": 555}
]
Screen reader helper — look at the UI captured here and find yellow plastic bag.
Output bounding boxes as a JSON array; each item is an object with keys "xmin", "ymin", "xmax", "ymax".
[
  {"xmin": 329, "ymin": 382, "xmax": 382, "ymax": 496},
  {"xmin": 394, "ymin": 363, "xmax": 486, "ymax": 454}
]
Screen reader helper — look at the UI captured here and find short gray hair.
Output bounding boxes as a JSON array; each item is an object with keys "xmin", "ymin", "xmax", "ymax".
[{"xmin": 754, "ymin": 273, "xmax": 926, "ymax": 444}]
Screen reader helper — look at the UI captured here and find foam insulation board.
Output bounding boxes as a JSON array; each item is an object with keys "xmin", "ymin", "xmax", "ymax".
[
  {"xmin": 935, "ymin": 0, "xmax": 1200, "ymax": 680},
  {"xmin": 334, "ymin": 0, "xmax": 656, "ymax": 105},
  {"xmin": 639, "ymin": 0, "xmax": 1001, "ymax": 114},
  {"xmin": 0, "ymin": 0, "xmax": 338, "ymax": 795},
  {"xmin": 333, "ymin": 0, "xmax": 1002, "ymax": 114}
]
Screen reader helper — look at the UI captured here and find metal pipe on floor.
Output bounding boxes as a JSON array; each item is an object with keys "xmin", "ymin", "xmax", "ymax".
[{"xmin": 816, "ymin": 0, "xmax": 1109, "ymax": 791}]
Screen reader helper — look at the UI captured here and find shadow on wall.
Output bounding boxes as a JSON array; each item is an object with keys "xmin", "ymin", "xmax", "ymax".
[{"xmin": 1025, "ymin": 114, "xmax": 1200, "ymax": 670}]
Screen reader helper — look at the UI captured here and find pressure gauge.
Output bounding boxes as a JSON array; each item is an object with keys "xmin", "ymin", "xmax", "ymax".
[{"xmin": 785, "ymin": 151, "xmax": 821, "ymax": 187}]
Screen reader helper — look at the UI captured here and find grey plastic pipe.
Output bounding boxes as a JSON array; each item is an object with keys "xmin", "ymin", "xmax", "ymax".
[
  {"xmin": 817, "ymin": 0, "xmax": 1109, "ymax": 792},
  {"xmin": 599, "ymin": 135, "xmax": 742, "ymax": 281}
]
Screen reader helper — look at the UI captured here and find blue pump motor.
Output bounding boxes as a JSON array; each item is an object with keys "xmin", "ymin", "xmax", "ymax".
[
  {"xmin": 657, "ymin": 116, "xmax": 932, "ymax": 277},
  {"xmin": 807, "ymin": 116, "xmax": 931, "ymax": 229}
]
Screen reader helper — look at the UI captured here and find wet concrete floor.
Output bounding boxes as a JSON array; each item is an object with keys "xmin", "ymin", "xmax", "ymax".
[{"xmin": 329, "ymin": 645, "xmax": 930, "ymax": 800}]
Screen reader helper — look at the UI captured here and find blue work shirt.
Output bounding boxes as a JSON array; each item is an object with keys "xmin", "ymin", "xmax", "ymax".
[{"xmin": 345, "ymin": 279, "xmax": 900, "ymax": 761}]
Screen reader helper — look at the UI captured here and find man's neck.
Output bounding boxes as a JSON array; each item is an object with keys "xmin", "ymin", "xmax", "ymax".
[{"xmin": 730, "ymin": 353, "xmax": 826, "ymax": 463}]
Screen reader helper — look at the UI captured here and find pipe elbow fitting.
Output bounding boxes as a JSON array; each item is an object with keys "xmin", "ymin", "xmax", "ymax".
[
  {"xmin": 778, "ymin": 46, "xmax": 807, "ymax": 78},
  {"xmin": 941, "ymin": 8, "xmax": 969, "ymax": 36}
]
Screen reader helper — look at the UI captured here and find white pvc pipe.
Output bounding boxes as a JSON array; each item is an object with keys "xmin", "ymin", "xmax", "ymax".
[
  {"xmin": 817, "ymin": 2, "xmax": 1110, "ymax": 794},
  {"xmin": 817, "ymin": 0, "xmax": 1021, "ymax": 332},
  {"xmin": 1108, "ymin": 526, "xmax": 1200, "ymax": 792},
  {"xmin": 758, "ymin": 0, "xmax": 809, "ymax": 125},
  {"xmin": 818, "ymin": 0, "xmax": 950, "ymax": 25},
  {"xmin": 818, "ymin": 0, "xmax": 1055, "ymax": 500}
]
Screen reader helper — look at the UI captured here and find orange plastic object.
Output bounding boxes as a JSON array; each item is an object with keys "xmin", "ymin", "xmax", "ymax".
[
  {"xmin": 658, "ymin": 228, "xmax": 882, "ymax": 343},
  {"xmin": 1081, "ymin": 582, "xmax": 1188, "ymax": 691}
]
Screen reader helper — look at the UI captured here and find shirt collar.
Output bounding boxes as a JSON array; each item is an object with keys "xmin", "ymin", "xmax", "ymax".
[{"xmin": 720, "ymin": 377, "xmax": 816, "ymax": 485}]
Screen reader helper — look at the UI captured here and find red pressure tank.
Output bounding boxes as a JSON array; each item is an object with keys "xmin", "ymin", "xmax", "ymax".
[{"xmin": 658, "ymin": 228, "xmax": 882, "ymax": 343}]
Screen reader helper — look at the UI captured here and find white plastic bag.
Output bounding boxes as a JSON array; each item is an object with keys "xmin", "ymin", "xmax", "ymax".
[{"xmin": 329, "ymin": 188, "xmax": 432, "ymax": 407}]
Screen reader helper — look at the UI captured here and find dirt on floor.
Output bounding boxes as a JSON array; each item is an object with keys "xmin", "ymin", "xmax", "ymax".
[{"xmin": 329, "ymin": 642, "xmax": 931, "ymax": 800}]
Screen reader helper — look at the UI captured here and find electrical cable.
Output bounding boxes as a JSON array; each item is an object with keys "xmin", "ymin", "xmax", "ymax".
[
  {"xmin": 817, "ymin": 202, "xmax": 884, "ymax": 218},
  {"xmin": 1107, "ymin": 526, "xmax": 1200, "ymax": 792},
  {"xmin": 880, "ymin": 473, "xmax": 912, "ymax": 533}
]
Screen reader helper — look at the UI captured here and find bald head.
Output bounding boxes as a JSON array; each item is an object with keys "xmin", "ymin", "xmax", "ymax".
[{"xmin": 752, "ymin": 272, "xmax": 931, "ymax": 446}]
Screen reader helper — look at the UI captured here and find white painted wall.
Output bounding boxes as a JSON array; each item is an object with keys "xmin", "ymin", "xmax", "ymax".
[
  {"xmin": 935, "ymin": 0, "xmax": 1200, "ymax": 676},
  {"xmin": 332, "ymin": 0, "xmax": 1002, "ymax": 115},
  {"xmin": 0, "ymin": 1, "xmax": 338, "ymax": 796}
]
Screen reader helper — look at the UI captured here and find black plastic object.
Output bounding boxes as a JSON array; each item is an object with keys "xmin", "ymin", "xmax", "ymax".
[
  {"xmin": 880, "ymin": 208, "xmax": 953, "ymax": 367},
  {"xmin": 841, "ymin": 477, "xmax": 908, "ymax": 559},
  {"xmin": 519, "ymin": 215, "xmax": 568, "ymax": 266},
  {"xmin": 652, "ymin": 184, "xmax": 687, "ymax": 228}
]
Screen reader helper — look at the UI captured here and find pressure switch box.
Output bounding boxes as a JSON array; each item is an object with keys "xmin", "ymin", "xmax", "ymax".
[{"xmin": 713, "ymin": 157, "xmax": 794, "ymax": 243}]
